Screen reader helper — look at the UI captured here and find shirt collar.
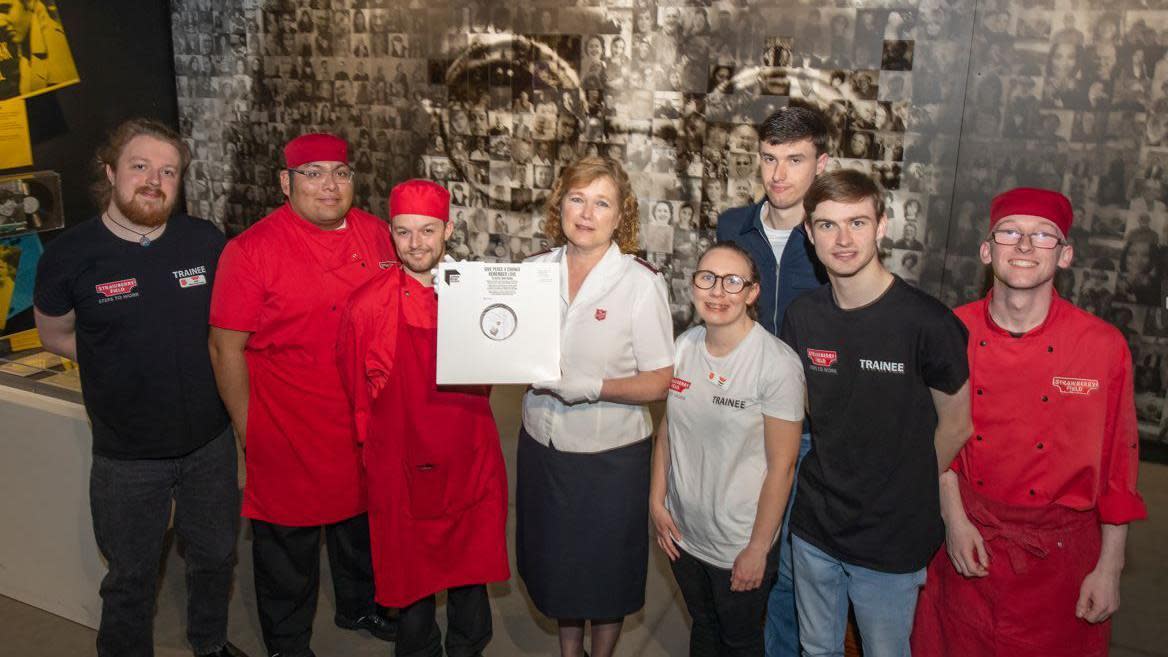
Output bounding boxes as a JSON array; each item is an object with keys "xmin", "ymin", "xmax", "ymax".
[{"xmin": 557, "ymin": 241, "xmax": 624, "ymax": 307}]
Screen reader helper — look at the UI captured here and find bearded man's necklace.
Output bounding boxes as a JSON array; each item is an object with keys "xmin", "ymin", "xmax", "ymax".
[{"xmin": 105, "ymin": 213, "xmax": 163, "ymax": 246}]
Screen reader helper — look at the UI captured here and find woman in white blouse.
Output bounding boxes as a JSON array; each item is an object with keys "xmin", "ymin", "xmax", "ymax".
[{"xmin": 519, "ymin": 155, "xmax": 674, "ymax": 657}]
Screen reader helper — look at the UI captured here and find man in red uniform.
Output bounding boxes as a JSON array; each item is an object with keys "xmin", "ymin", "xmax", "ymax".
[
  {"xmin": 912, "ymin": 187, "xmax": 1147, "ymax": 657},
  {"xmin": 337, "ymin": 179, "xmax": 509, "ymax": 657},
  {"xmin": 209, "ymin": 134, "xmax": 398, "ymax": 657}
]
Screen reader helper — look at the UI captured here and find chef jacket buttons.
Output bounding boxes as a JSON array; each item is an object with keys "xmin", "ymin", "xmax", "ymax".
[
  {"xmin": 975, "ymin": 434, "xmax": 983, "ymax": 441},
  {"xmin": 1047, "ymin": 346, "xmax": 1054, "ymax": 352},
  {"xmin": 976, "ymin": 479, "xmax": 984, "ymax": 486},
  {"xmin": 1041, "ymin": 395, "xmax": 1048, "ymax": 402},
  {"xmin": 1037, "ymin": 442, "xmax": 1044, "ymax": 449},
  {"xmin": 976, "ymin": 388, "xmax": 984, "ymax": 395},
  {"xmin": 1028, "ymin": 489, "xmax": 1036, "ymax": 496},
  {"xmin": 979, "ymin": 340, "xmax": 987, "ymax": 346}
]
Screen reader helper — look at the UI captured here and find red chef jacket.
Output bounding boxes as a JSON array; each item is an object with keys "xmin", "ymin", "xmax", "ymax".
[
  {"xmin": 337, "ymin": 266, "xmax": 510, "ymax": 607},
  {"xmin": 950, "ymin": 290, "xmax": 1145, "ymax": 523},
  {"xmin": 912, "ymin": 290, "xmax": 1146, "ymax": 657},
  {"xmin": 210, "ymin": 204, "xmax": 395, "ymax": 526}
]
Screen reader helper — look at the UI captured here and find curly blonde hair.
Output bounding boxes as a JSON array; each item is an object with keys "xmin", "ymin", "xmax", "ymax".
[{"xmin": 541, "ymin": 155, "xmax": 640, "ymax": 254}]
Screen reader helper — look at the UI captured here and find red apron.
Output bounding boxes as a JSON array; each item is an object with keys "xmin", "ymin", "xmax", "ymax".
[
  {"xmin": 912, "ymin": 476, "xmax": 1110, "ymax": 657},
  {"xmin": 337, "ymin": 269, "xmax": 510, "ymax": 607}
]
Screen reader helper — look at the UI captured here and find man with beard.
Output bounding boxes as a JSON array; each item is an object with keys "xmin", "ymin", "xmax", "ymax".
[
  {"xmin": 715, "ymin": 106, "xmax": 830, "ymax": 657},
  {"xmin": 209, "ymin": 133, "xmax": 398, "ymax": 657},
  {"xmin": 912, "ymin": 189, "xmax": 1146, "ymax": 657},
  {"xmin": 337, "ymin": 180, "xmax": 509, "ymax": 657},
  {"xmin": 34, "ymin": 119, "xmax": 249, "ymax": 657}
]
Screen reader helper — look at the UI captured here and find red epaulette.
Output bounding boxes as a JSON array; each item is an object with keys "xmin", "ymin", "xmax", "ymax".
[{"xmin": 633, "ymin": 256, "xmax": 660, "ymax": 274}]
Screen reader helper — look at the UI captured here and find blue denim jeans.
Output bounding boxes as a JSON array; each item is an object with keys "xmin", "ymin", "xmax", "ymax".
[
  {"xmin": 89, "ymin": 426, "xmax": 240, "ymax": 657},
  {"xmin": 764, "ymin": 432, "xmax": 811, "ymax": 657},
  {"xmin": 791, "ymin": 535, "xmax": 926, "ymax": 657}
]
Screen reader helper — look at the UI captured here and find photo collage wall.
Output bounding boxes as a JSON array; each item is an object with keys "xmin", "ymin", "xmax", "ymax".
[
  {"xmin": 170, "ymin": 0, "xmax": 1168, "ymax": 451},
  {"xmin": 951, "ymin": 0, "xmax": 1168, "ymax": 446}
]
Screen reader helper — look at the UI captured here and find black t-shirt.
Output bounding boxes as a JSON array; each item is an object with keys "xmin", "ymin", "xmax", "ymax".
[
  {"xmin": 780, "ymin": 276, "xmax": 969, "ymax": 573},
  {"xmin": 34, "ymin": 215, "xmax": 230, "ymax": 459}
]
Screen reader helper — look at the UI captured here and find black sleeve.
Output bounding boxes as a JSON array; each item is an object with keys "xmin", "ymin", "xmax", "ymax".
[
  {"xmin": 33, "ymin": 242, "xmax": 75, "ymax": 317},
  {"xmin": 207, "ymin": 223, "xmax": 228, "ymax": 262},
  {"xmin": 919, "ymin": 309, "xmax": 970, "ymax": 394},
  {"xmin": 779, "ymin": 306, "xmax": 799, "ymax": 352}
]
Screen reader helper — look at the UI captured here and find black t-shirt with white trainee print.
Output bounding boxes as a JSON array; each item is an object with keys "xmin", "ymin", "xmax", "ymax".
[
  {"xmin": 780, "ymin": 276, "xmax": 969, "ymax": 573},
  {"xmin": 34, "ymin": 215, "xmax": 230, "ymax": 460}
]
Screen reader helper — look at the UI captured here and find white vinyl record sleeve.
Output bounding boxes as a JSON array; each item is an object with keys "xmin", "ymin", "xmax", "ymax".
[{"xmin": 436, "ymin": 261, "xmax": 561, "ymax": 384}]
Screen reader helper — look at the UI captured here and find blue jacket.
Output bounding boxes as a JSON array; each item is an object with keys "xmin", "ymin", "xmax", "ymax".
[{"xmin": 716, "ymin": 200, "xmax": 827, "ymax": 336}]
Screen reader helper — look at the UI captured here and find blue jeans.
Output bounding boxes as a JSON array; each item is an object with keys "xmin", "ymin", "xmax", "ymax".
[
  {"xmin": 791, "ymin": 535, "xmax": 926, "ymax": 657},
  {"xmin": 764, "ymin": 432, "xmax": 811, "ymax": 657}
]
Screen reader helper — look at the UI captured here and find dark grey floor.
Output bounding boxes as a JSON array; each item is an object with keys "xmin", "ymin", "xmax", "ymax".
[{"xmin": 3, "ymin": 386, "xmax": 1165, "ymax": 657}]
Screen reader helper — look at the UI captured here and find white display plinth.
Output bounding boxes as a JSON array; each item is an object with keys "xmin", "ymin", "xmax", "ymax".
[{"xmin": 0, "ymin": 385, "xmax": 103, "ymax": 629}]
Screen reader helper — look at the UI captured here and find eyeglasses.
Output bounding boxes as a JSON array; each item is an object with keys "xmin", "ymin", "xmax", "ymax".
[
  {"xmin": 287, "ymin": 167, "xmax": 355, "ymax": 184},
  {"xmin": 989, "ymin": 229, "xmax": 1066, "ymax": 249},
  {"xmin": 692, "ymin": 270, "xmax": 754, "ymax": 294}
]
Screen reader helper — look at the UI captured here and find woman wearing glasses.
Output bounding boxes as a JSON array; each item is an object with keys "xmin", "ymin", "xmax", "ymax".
[
  {"xmin": 518, "ymin": 155, "xmax": 674, "ymax": 657},
  {"xmin": 650, "ymin": 242, "xmax": 805, "ymax": 656}
]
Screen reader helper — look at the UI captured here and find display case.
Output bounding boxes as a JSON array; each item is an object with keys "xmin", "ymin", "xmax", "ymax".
[
  {"xmin": 0, "ymin": 335, "xmax": 82, "ymax": 405},
  {"xmin": 0, "ymin": 329, "xmax": 102, "ymax": 629}
]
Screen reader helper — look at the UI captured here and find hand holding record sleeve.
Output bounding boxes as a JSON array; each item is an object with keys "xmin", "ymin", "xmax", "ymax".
[
  {"xmin": 429, "ymin": 254, "xmax": 458, "ymax": 293},
  {"xmin": 531, "ymin": 373, "xmax": 602, "ymax": 404},
  {"xmin": 436, "ymin": 261, "xmax": 560, "ymax": 384}
]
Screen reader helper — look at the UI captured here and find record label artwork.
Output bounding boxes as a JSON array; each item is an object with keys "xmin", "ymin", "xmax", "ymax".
[{"xmin": 480, "ymin": 303, "xmax": 517, "ymax": 341}]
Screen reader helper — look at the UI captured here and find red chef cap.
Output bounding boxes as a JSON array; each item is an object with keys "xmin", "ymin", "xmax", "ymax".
[
  {"xmin": 284, "ymin": 133, "xmax": 348, "ymax": 168},
  {"xmin": 389, "ymin": 179, "xmax": 450, "ymax": 222},
  {"xmin": 989, "ymin": 187, "xmax": 1073, "ymax": 237}
]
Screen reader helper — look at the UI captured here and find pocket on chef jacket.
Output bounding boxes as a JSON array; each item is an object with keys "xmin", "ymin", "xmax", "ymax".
[{"xmin": 404, "ymin": 460, "xmax": 449, "ymax": 519}]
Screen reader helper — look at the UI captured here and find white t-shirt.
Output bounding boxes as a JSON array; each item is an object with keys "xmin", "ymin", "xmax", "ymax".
[
  {"xmin": 522, "ymin": 243, "xmax": 675, "ymax": 453},
  {"xmin": 762, "ymin": 221, "xmax": 793, "ymax": 268},
  {"xmin": 665, "ymin": 322, "xmax": 805, "ymax": 568}
]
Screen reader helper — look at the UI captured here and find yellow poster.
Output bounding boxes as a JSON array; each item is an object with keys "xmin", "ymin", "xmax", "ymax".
[
  {"xmin": 0, "ymin": 97, "xmax": 32, "ymax": 169},
  {"xmin": 0, "ymin": 1, "xmax": 79, "ymax": 103}
]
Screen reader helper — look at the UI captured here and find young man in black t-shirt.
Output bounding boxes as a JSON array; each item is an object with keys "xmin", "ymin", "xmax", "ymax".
[
  {"xmin": 34, "ymin": 119, "xmax": 248, "ymax": 657},
  {"xmin": 780, "ymin": 170, "xmax": 971, "ymax": 657}
]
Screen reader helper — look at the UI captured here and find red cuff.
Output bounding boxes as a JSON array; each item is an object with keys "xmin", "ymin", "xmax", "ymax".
[{"xmin": 1098, "ymin": 491, "xmax": 1148, "ymax": 524}]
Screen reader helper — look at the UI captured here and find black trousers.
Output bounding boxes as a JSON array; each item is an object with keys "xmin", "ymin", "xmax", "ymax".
[
  {"xmin": 669, "ymin": 547, "xmax": 779, "ymax": 657},
  {"xmin": 89, "ymin": 426, "xmax": 240, "ymax": 657},
  {"xmin": 251, "ymin": 513, "xmax": 377, "ymax": 657},
  {"xmin": 397, "ymin": 585, "xmax": 492, "ymax": 657}
]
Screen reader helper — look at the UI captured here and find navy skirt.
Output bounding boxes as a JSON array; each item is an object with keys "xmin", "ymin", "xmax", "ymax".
[{"xmin": 515, "ymin": 425, "xmax": 651, "ymax": 619}]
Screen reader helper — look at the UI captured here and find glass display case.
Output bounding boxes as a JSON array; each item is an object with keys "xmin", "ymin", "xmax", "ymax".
[{"xmin": 0, "ymin": 329, "xmax": 82, "ymax": 404}]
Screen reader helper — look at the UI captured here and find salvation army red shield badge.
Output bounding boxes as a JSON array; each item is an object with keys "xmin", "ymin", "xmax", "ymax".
[{"xmin": 595, "ymin": 308, "xmax": 607, "ymax": 321}]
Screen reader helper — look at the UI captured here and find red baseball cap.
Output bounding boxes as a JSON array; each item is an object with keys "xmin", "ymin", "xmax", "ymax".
[
  {"xmin": 390, "ymin": 179, "xmax": 450, "ymax": 222},
  {"xmin": 284, "ymin": 133, "xmax": 348, "ymax": 168},
  {"xmin": 989, "ymin": 187, "xmax": 1073, "ymax": 237}
]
